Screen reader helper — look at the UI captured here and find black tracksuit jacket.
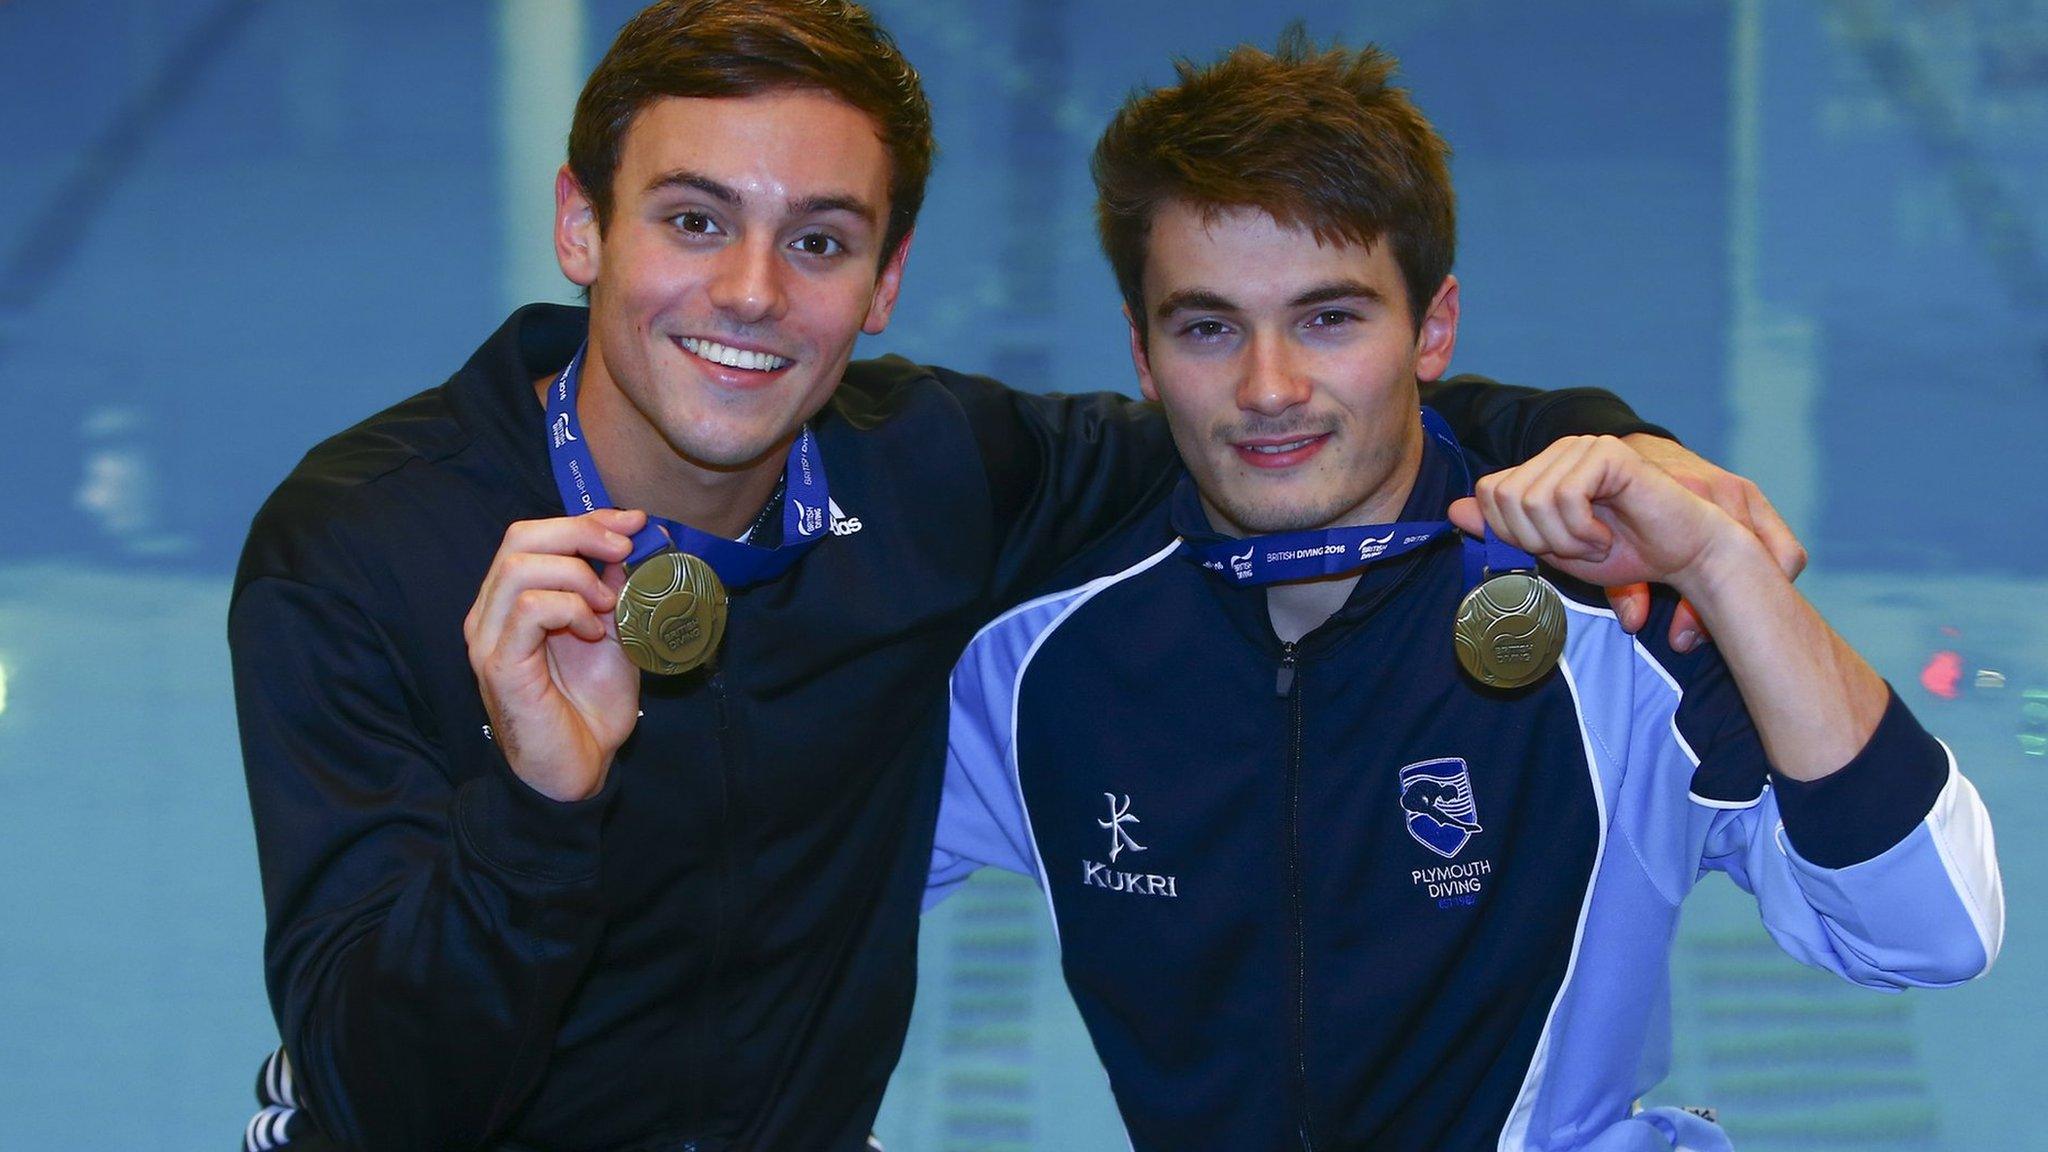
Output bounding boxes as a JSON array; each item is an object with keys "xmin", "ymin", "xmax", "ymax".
[{"xmin": 230, "ymin": 304, "xmax": 1657, "ymax": 1151}]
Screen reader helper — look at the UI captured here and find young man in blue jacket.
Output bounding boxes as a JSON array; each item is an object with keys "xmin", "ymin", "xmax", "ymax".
[{"xmin": 932, "ymin": 32, "xmax": 2004, "ymax": 1152}]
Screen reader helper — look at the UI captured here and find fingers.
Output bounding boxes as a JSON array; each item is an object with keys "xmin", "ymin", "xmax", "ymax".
[
  {"xmin": 498, "ymin": 508, "xmax": 643, "ymax": 565},
  {"xmin": 1602, "ymin": 585, "xmax": 1707, "ymax": 650},
  {"xmin": 465, "ymin": 510, "xmax": 644, "ymax": 658},
  {"xmin": 1625, "ymin": 439, "xmax": 1805, "ymax": 584},
  {"xmin": 1744, "ymin": 484, "xmax": 1808, "ymax": 581},
  {"xmin": 473, "ymin": 553, "xmax": 618, "ymax": 647},
  {"xmin": 1474, "ymin": 449, "xmax": 1560, "ymax": 553},
  {"xmin": 469, "ymin": 587, "xmax": 611, "ymax": 687},
  {"xmin": 1475, "ymin": 436, "xmax": 1618, "ymax": 562},
  {"xmin": 1668, "ymin": 599, "xmax": 1708, "ymax": 653},
  {"xmin": 600, "ymin": 562, "xmax": 630, "ymax": 637},
  {"xmin": 1609, "ymin": 589, "xmax": 1708, "ymax": 652},
  {"xmin": 1605, "ymin": 583, "xmax": 1650, "ymax": 633},
  {"xmin": 1447, "ymin": 496, "xmax": 1486, "ymax": 538},
  {"xmin": 503, "ymin": 589, "xmax": 610, "ymax": 649}
]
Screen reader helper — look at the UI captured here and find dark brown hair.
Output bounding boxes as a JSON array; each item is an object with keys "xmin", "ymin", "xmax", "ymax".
[
  {"xmin": 1092, "ymin": 27, "xmax": 1455, "ymax": 332},
  {"xmin": 569, "ymin": 0, "xmax": 934, "ymax": 262}
]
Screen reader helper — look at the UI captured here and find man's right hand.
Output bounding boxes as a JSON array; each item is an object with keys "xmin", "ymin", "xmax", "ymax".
[{"xmin": 464, "ymin": 508, "xmax": 646, "ymax": 802}]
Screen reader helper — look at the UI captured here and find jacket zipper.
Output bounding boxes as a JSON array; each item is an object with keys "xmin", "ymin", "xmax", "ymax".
[
  {"xmin": 1276, "ymin": 641, "xmax": 1315, "ymax": 1150},
  {"xmin": 705, "ymin": 667, "xmax": 736, "ymax": 1129}
]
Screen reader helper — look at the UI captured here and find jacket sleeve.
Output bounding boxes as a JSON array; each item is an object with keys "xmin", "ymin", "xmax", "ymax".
[
  {"xmin": 1699, "ymin": 692, "xmax": 2003, "ymax": 989},
  {"xmin": 232, "ymin": 574, "xmax": 613, "ymax": 1151},
  {"xmin": 926, "ymin": 597, "xmax": 1067, "ymax": 908},
  {"xmin": 948, "ymin": 370, "xmax": 1662, "ymax": 607},
  {"xmin": 1644, "ymin": 610, "xmax": 2005, "ymax": 989},
  {"xmin": 929, "ymin": 610, "xmax": 1056, "ymax": 906},
  {"xmin": 945, "ymin": 375, "xmax": 1177, "ymax": 608},
  {"xmin": 1418, "ymin": 374, "xmax": 1673, "ymax": 474}
]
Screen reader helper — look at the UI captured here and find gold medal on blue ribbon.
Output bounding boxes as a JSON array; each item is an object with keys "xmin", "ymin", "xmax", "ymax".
[
  {"xmin": 1453, "ymin": 570, "xmax": 1565, "ymax": 689},
  {"xmin": 615, "ymin": 550, "xmax": 728, "ymax": 676}
]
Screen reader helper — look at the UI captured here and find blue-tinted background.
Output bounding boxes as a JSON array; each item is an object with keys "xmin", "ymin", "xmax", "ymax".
[{"xmin": 0, "ymin": 1, "xmax": 2042, "ymax": 1148}]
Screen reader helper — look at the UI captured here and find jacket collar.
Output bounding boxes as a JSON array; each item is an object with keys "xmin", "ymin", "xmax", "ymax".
[{"xmin": 447, "ymin": 303, "xmax": 590, "ymax": 513}]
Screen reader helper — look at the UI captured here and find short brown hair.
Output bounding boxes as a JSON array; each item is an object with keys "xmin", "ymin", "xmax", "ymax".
[
  {"xmin": 1093, "ymin": 28, "xmax": 1455, "ymax": 332},
  {"xmin": 569, "ymin": 0, "xmax": 934, "ymax": 262}
]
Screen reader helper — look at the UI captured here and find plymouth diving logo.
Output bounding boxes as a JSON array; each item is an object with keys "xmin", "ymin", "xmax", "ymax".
[
  {"xmin": 1398, "ymin": 758, "xmax": 1483, "ymax": 859},
  {"xmin": 1098, "ymin": 793, "xmax": 1147, "ymax": 863}
]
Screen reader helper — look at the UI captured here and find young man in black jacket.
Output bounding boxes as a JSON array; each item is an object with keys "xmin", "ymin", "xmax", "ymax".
[{"xmin": 231, "ymin": 3, "xmax": 1798, "ymax": 1150}]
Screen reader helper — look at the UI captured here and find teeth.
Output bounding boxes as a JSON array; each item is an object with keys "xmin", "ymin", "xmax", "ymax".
[
  {"xmin": 680, "ymin": 337, "xmax": 791, "ymax": 372},
  {"xmin": 1248, "ymin": 438, "xmax": 1315, "ymax": 454}
]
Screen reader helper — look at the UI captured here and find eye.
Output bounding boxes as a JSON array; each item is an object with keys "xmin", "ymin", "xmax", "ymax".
[
  {"xmin": 1181, "ymin": 318, "xmax": 1232, "ymax": 342},
  {"xmin": 790, "ymin": 232, "xmax": 845, "ymax": 257},
  {"xmin": 672, "ymin": 211, "xmax": 723, "ymax": 236},
  {"xmin": 1306, "ymin": 309, "xmax": 1357, "ymax": 329}
]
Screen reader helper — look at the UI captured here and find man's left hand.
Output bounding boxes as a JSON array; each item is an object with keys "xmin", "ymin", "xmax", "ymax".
[
  {"xmin": 1448, "ymin": 435, "xmax": 1800, "ymax": 649},
  {"xmin": 1474, "ymin": 434, "xmax": 1802, "ymax": 651}
]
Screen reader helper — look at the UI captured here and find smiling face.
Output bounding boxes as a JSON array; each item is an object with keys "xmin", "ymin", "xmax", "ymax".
[
  {"xmin": 556, "ymin": 90, "xmax": 908, "ymax": 473},
  {"xmin": 1131, "ymin": 202, "xmax": 1459, "ymax": 538}
]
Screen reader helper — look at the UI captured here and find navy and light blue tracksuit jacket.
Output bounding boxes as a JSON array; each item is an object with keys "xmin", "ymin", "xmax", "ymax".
[{"xmin": 929, "ymin": 428, "xmax": 2004, "ymax": 1152}]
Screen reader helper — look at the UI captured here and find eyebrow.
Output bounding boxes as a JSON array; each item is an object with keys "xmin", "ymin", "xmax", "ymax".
[
  {"xmin": 645, "ymin": 169, "xmax": 879, "ymax": 225},
  {"xmin": 1290, "ymin": 279, "xmax": 1384, "ymax": 308},
  {"xmin": 1153, "ymin": 279, "xmax": 1384, "ymax": 322},
  {"xmin": 1152, "ymin": 289, "xmax": 1236, "ymax": 321}
]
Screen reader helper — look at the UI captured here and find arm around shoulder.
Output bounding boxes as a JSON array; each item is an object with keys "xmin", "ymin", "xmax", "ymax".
[
  {"xmin": 937, "ymin": 367, "xmax": 1179, "ymax": 604},
  {"xmin": 1420, "ymin": 373, "xmax": 1671, "ymax": 470}
]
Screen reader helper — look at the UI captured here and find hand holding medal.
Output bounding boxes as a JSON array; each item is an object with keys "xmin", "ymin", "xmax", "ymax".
[
  {"xmin": 1182, "ymin": 413, "xmax": 1783, "ymax": 695},
  {"xmin": 1449, "ymin": 433, "xmax": 1743, "ymax": 686},
  {"xmin": 545, "ymin": 345, "xmax": 833, "ymax": 678},
  {"xmin": 463, "ymin": 508, "xmax": 646, "ymax": 803}
]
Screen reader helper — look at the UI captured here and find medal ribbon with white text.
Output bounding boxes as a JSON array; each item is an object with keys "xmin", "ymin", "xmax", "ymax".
[
  {"xmin": 1183, "ymin": 408, "xmax": 1539, "ymax": 587},
  {"xmin": 543, "ymin": 344, "xmax": 832, "ymax": 585}
]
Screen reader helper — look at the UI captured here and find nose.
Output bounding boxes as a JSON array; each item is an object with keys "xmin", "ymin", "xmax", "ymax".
[
  {"xmin": 1235, "ymin": 332, "xmax": 1312, "ymax": 418},
  {"xmin": 705, "ymin": 235, "xmax": 789, "ymax": 325}
]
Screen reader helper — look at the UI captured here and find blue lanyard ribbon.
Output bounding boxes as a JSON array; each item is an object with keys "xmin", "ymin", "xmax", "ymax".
[
  {"xmin": 1185, "ymin": 408, "xmax": 1538, "ymax": 588},
  {"xmin": 1188, "ymin": 520, "xmax": 1460, "ymax": 585},
  {"xmin": 543, "ymin": 345, "xmax": 831, "ymax": 585}
]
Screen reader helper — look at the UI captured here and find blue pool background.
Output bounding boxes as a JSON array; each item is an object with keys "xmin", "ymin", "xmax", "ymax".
[{"xmin": 0, "ymin": 1, "xmax": 2043, "ymax": 1148}]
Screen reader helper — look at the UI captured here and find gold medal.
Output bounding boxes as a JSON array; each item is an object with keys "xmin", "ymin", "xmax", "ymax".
[
  {"xmin": 1454, "ymin": 571, "xmax": 1565, "ymax": 689},
  {"xmin": 615, "ymin": 551, "xmax": 728, "ymax": 676}
]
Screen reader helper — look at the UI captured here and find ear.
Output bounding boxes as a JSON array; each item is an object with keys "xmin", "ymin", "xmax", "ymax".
[
  {"xmin": 1413, "ymin": 274, "xmax": 1460, "ymax": 382},
  {"xmin": 555, "ymin": 165, "xmax": 603, "ymax": 288},
  {"xmin": 1126, "ymin": 305, "xmax": 1161, "ymax": 403},
  {"xmin": 861, "ymin": 229, "xmax": 916, "ymax": 335}
]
